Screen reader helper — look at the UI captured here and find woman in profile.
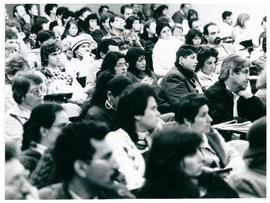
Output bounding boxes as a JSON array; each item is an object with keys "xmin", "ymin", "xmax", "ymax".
[{"xmin": 138, "ymin": 126, "xmax": 239, "ymax": 198}]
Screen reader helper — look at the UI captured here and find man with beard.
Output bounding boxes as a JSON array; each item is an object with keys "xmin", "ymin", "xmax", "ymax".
[
  {"xmin": 38, "ymin": 121, "xmax": 134, "ymax": 199},
  {"xmin": 203, "ymin": 22, "xmax": 236, "ymax": 74},
  {"xmin": 204, "ymin": 54, "xmax": 265, "ymax": 125}
]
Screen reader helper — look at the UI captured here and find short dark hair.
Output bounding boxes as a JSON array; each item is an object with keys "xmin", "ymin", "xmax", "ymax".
[
  {"xmin": 203, "ymin": 22, "xmax": 217, "ymax": 36},
  {"xmin": 222, "ymin": 11, "xmax": 232, "ymax": 20},
  {"xmin": 125, "ymin": 15, "xmax": 140, "ymax": 30},
  {"xmin": 196, "ymin": 46, "xmax": 218, "ymax": 72},
  {"xmin": 76, "ymin": 6, "xmax": 91, "ymax": 17},
  {"xmin": 120, "ymin": 4, "xmax": 132, "ymax": 15},
  {"xmin": 116, "ymin": 83, "xmax": 157, "ymax": 142},
  {"xmin": 44, "ymin": 4, "xmax": 58, "ymax": 16},
  {"xmin": 24, "ymin": 4, "xmax": 38, "ymax": 16},
  {"xmin": 97, "ymin": 38, "xmax": 118, "ymax": 58},
  {"xmin": 98, "ymin": 5, "xmax": 109, "ymax": 15},
  {"xmin": 53, "ymin": 121, "xmax": 109, "ymax": 182},
  {"xmin": 188, "ymin": 17, "xmax": 199, "ymax": 29},
  {"xmin": 175, "ymin": 45, "xmax": 197, "ymax": 65},
  {"xmin": 5, "ymin": 54, "xmax": 29, "ymax": 83},
  {"xmin": 40, "ymin": 39, "xmax": 62, "ymax": 67},
  {"xmin": 156, "ymin": 22, "xmax": 171, "ymax": 37},
  {"xmin": 144, "ymin": 126, "xmax": 202, "ymax": 184},
  {"xmin": 174, "ymin": 93, "xmax": 208, "ymax": 124},
  {"xmin": 12, "ymin": 71, "xmax": 44, "ymax": 104},
  {"xmin": 185, "ymin": 28, "xmax": 203, "ymax": 45},
  {"xmin": 56, "ymin": 6, "xmax": 69, "ymax": 17},
  {"xmin": 31, "ymin": 16, "xmax": 49, "ymax": 34},
  {"xmin": 13, "ymin": 4, "xmax": 24, "ymax": 17},
  {"xmin": 22, "ymin": 102, "xmax": 64, "ymax": 151}
]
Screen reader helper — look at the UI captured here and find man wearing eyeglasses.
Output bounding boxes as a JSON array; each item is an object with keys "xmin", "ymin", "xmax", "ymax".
[
  {"xmin": 38, "ymin": 121, "xmax": 135, "ymax": 199},
  {"xmin": 204, "ymin": 54, "xmax": 265, "ymax": 125}
]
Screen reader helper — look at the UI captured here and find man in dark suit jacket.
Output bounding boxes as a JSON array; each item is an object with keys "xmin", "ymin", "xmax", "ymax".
[
  {"xmin": 38, "ymin": 121, "xmax": 134, "ymax": 199},
  {"xmin": 204, "ymin": 54, "xmax": 265, "ymax": 124},
  {"xmin": 157, "ymin": 45, "xmax": 203, "ymax": 113}
]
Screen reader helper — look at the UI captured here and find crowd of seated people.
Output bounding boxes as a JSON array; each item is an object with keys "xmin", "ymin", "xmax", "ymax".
[{"xmin": 5, "ymin": 3, "xmax": 266, "ymax": 199}]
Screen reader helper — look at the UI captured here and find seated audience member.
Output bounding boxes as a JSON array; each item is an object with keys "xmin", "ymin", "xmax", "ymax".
[
  {"xmin": 80, "ymin": 74, "xmax": 132, "ymax": 129},
  {"xmin": 172, "ymin": 24, "xmax": 185, "ymax": 43},
  {"xmin": 152, "ymin": 22, "xmax": 183, "ymax": 77},
  {"xmin": 75, "ymin": 6, "xmax": 91, "ymax": 33},
  {"xmin": 188, "ymin": 17, "xmax": 203, "ymax": 33},
  {"xmin": 61, "ymin": 19, "xmax": 81, "ymax": 47},
  {"xmin": 91, "ymin": 13, "xmax": 113, "ymax": 43},
  {"xmin": 5, "ymin": 141, "xmax": 39, "ymax": 199},
  {"xmin": 231, "ymin": 13, "xmax": 252, "ymax": 45},
  {"xmin": 70, "ymin": 34, "xmax": 97, "ymax": 87},
  {"xmin": 125, "ymin": 47, "xmax": 159, "ymax": 91},
  {"xmin": 173, "ymin": 94, "xmax": 244, "ymax": 175},
  {"xmin": 157, "ymin": 45, "xmax": 203, "ymax": 113},
  {"xmin": 96, "ymin": 51, "xmax": 128, "ymax": 79},
  {"xmin": 40, "ymin": 38, "xmax": 88, "ymax": 105},
  {"xmin": 85, "ymin": 38, "xmax": 119, "ymax": 91},
  {"xmin": 5, "ymin": 71, "xmax": 46, "ymax": 150},
  {"xmin": 195, "ymin": 46, "xmax": 219, "ymax": 90},
  {"xmin": 220, "ymin": 11, "xmax": 233, "ymax": 39},
  {"xmin": 172, "ymin": 3, "xmax": 191, "ymax": 24},
  {"xmin": 26, "ymin": 30, "xmax": 55, "ymax": 70},
  {"xmin": 108, "ymin": 14, "xmax": 126, "ymax": 38},
  {"xmin": 19, "ymin": 103, "xmax": 69, "ymax": 173},
  {"xmin": 185, "ymin": 28, "xmax": 203, "ymax": 46},
  {"xmin": 228, "ymin": 116, "xmax": 266, "ymax": 198},
  {"xmin": 204, "ymin": 54, "xmax": 265, "ymax": 124},
  {"xmin": 5, "ymin": 54, "xmax": 31, "ymax": 112},
  {"xmin": 122, "ymin": 15, "xmax": 143, "ymax": 48},
  {"xmin": 106, "ymin": 84, "xmax": 162, "ymax": 190},
  {"xmin": 139, "ymin": 19, "xmax": 158, "ymax": 71},
  {"xmin": 38, "ymin": 121, "xmax": 134, "ymax": 199},
  {"xmin": 84, "ymin": 13, "xmax": 100, "ymax": 36},
  {"xmin": 138, "ymin": 127, "xmax": 239, "ymax": 198},
  {"xmin": 203, "ymin": 22, "xmax": 236, "ymax": 74}
]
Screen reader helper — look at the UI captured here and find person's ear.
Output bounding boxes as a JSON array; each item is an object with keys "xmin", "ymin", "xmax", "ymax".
[
  {"xmin": 179, "ymin": 56, "xmax": 184, "ymax": 65},
  {"xmin": 40, "ymin": 127, "xmax": 49, "ymax": 138},
  {"xmin": 107, "ymin": 90, "xmax": 113, "ymax": 100},
  {"xmin": 74, "ymin": 160, "xmax": 88, "ymax": 178}
]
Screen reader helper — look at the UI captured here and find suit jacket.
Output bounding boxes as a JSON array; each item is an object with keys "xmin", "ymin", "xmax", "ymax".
[
  {"xmin": 39, "ymin": 182, "xmax": 135, "ymax": 199},
  {"xmin": 204, "ymin": 80, "xmax": 265, "ymax": 124},
  {"xmin": 157, "ymin": 66, "xmax": 203, "ymax": 113}
]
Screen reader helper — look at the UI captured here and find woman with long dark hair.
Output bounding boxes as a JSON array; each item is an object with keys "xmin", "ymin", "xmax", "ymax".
[{"xmin": 138, "ymin": 126, "xmax": 239, "ymax": 198}]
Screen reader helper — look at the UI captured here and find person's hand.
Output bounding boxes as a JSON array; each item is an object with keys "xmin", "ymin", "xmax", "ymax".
[
  {"xmin": 237, "ymin": 82, "xmax": 253, "ymax": 99},
  {"xmin": 70, "ymin": 92, "xmax": 88, "ymax": 105},
  {"xmin": 141, "ymin": 76, "xmax": 154, "ymax": 85}
]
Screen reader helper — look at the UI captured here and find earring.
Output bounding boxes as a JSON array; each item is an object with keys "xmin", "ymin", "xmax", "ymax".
[{"xmin": 105, "ymin": 98, "xmax": 113, "ymax": 110}]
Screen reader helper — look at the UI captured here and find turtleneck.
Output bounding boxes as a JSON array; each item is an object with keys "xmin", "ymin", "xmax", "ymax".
[{"xmin": 175, "ymin": 63, "xmax": 195, "ymax": 79}]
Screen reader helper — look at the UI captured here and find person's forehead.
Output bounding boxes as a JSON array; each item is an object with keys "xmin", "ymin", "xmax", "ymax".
[
  {"xmin": 16, "ymin": 5, "xmax": 25, "ymax": 11},
  {"xmin": 91, "ymin": 139, "xmax": 112, "ymax": 159},
  {"xmin": 125, "ymin": 8, "xmax": 133, "ymax": 13}
]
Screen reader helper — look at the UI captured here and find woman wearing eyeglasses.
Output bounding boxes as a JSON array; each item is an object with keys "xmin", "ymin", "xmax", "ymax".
[
  {"xmin": 19, "ymin": 102, "xmax": 69, "ymax": 174},
  {"xmin": 5, "ymin": 71, "xmax": 46, "ymax": 150}
]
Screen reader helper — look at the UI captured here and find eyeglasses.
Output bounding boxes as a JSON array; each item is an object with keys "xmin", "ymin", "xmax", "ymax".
[{"xmin": 28, "ymin": 85, "xmax": 47, "ymax": 96}]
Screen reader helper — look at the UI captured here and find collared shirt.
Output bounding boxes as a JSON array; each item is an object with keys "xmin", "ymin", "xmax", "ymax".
[
  {"xmin": 199, "ymin": 133, "xmax": 220, "ymax": 168},
  {"xmin": 31, "ymin": 142, "xmax": 48, "ymax": 155},
  {"xmin": 232, "ymin": 92, "xmax": 240, "ymax": 117}
]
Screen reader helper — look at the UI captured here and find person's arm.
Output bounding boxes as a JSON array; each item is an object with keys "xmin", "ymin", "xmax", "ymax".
[{"xmin": 163, "ymin": 74, "xmax": 190, "ymax": 107}]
